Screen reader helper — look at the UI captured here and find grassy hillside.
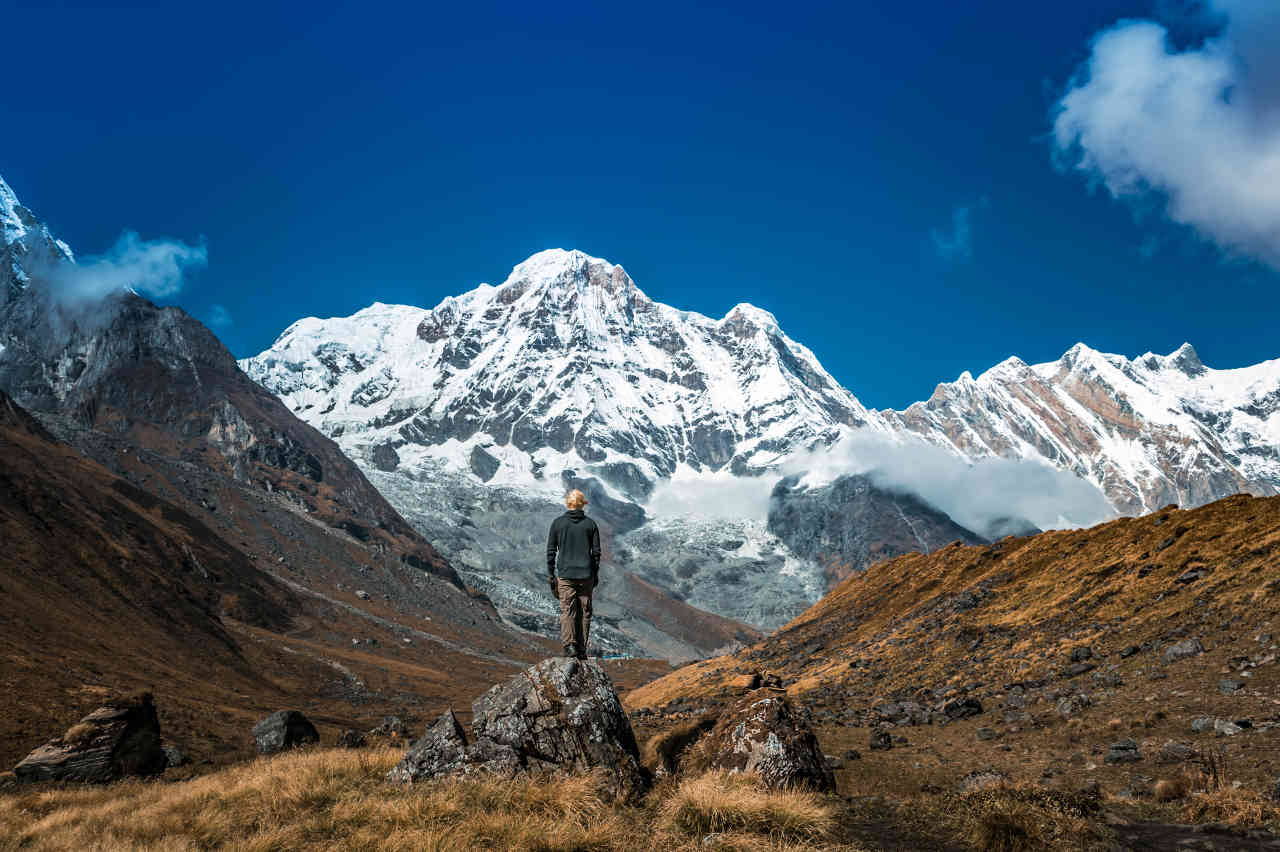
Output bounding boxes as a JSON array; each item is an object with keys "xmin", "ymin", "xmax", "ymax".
[{"xmin": 628, "ymin": 494, "xmax": 1280, "ymax": 823}]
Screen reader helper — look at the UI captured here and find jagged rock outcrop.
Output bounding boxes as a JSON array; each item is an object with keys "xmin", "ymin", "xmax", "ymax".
[
  {"xmin": 387, "ymin": 657, "xmax": 647, "ymax": 801},
  {"xmin": 768, "ymin": 473, "xmax": 988, "ymax": 588},
  {"xmin": 690, "ymin": 690, "xmax": 834, "ymax": 792},
  {"xmin": 252, "ymin": 710, "xmax": 320, "ymax": 755},
  {"xmin": 14, "ymin": 692, "xmax": 167, "ymax": 783}
]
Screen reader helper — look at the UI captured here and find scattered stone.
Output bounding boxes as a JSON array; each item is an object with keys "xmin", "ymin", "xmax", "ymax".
[
  {"xmin": 388, "ymin": 658, "xmax": 647, "ymax": 801},
  {"xmin": 355, "ymin": 590, "xmax": 371, "ymax": 600},
  {"xmin": 1119, "ymin": 645, "xmax": 1140, "ymax": 659},
  {"xmin": 823, "ymin": 754, "xmax": 843, "ymax": 770},
  {"xmin": 843, "ymin": 748, "xmax": 861, "ymax": 761},
  {"xmin": 14, "ymin": 692, "xmax": 167, "ymax": 783},
  {"xmin": 976, "ymin": 727, "xmax": 998, "ymax": 741},
  {"xmin": 869, "ymin": 730, "xmax": 894, "ymax": 751},
  {"xmin": 1063, "ymin": 662, "xmax": 1097, "ymax": 678},
  {"xmin": 252, "ymin": 710, "xmax": 320, "ymax": 755},
  {"xmin": 1191, "ymin": 716, "xmax": 1214, "ymax": 733},
  {"xmin": 1164, "ymin": 638, "xmax": 1204, "ymax": 664},
  {"xmin": 369, "ymin": 716, "xmax": 410, "ymax": 740},
  {"xmin": 1071, "ymin": 646, "xmax": 1094, "ymax": 663},
  {"xmin": 1219, "ymin": 679, "xmax": 1244, "ymax": 695},
  {"xmin": 337, "ymin": 729, "xmax": 367, "ymax": 749},
  {"xmin": 1156, "ymin": 741, "xmax": 1197, "ymax": 764},
  {"xmin": 1104, "ymin": 739, "xmax": 1141, "ymax": 765},
  {"xmin": 1056, "ymin": 693, "xmax": 1091, "ymax": 718},
  {"xmin": 1214, "ymin": 719, "xmax": 1243, "ymax": 737},
  {"xmin": 162, "ymin": 744, "xmax": 187, "ymax": 768},
  {"xmin": 941, "ymin": 697, "xmax": 983, "ymax": 720}
]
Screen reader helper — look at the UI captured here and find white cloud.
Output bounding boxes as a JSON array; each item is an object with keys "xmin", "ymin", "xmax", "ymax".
[
  {"xmin": 645, "ymin": 428, "xmax": 1116, "ymax": 536},
  {"xmin": 1053, "ymin": 1, "xmax": 1280, "ymax": 268},
  {"xmin": 208, "ymin": 304, "xmax": 232, "ymax": 328},
  {"xmin": 42, "ymin": 231, "xmax": 207, "ymax": 306}
]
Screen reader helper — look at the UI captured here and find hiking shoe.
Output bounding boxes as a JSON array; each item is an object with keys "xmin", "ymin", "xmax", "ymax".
[{"xmin": 562, "ymin": 644, "xmax": 578, "ymax": 658}]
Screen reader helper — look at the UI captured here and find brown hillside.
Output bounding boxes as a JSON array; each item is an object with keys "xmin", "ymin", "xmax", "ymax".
[
  {"xmin": 0, "ymin": 389, "xmax": 548, "ymax": 772},
  {"xmin": 629, "ymin": 494, "xmax": 1280, "ymax": 800}
]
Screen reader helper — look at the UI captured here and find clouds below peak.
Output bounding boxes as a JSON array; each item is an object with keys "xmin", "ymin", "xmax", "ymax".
[{"xmin": 1052, "ymin": 1, "xmax": 1280, "ymax": 269}]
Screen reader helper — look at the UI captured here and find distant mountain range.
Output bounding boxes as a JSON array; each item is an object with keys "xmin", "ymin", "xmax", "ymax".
[{"xmin": 243, "ymin": 248, "xmax": 1280, "ymax": 518}]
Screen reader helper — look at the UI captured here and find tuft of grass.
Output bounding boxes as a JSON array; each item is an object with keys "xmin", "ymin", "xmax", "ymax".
[
  {"xmin": 1153, "ymin": 777, "xmax": 1188, "ymax": 802},
  {"xmin": 956, "ymin": 784, "xmax": 1112, "ymax": 852},
  {"xmin": 1180, "ymin": 788, "xmax": 1280, "ymax": 830},
  {"xmin": 658, "ymin": 770, "xmax": 835, "ymax": 843}
]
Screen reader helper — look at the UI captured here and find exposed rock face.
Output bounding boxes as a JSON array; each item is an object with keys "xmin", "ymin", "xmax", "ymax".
[
  {"xmin": 768, "ymin": 473, "xmax": 988, "ymax": 588},
  {"xmin": 14, "ymin": 692, "xmax": 167, "ymax": 783},
  {"xmin": 694, "ymin": 690, "xmax": 834, "ymax": 792},
  {"xmin": 387, "ymin": 657, "xmax": 647, "ymax": 801},
  {"xmin": 252, "ymin": 710, "xmax": 320, "ymax": 755}
]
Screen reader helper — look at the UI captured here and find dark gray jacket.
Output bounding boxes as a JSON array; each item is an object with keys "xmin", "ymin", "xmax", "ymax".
[{"xmin": 546, "ymin": 509, "xmax": 601, "ymax": 581}]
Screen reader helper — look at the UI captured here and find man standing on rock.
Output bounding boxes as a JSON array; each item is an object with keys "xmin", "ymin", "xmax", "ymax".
[{"xmin": 546, "ymin": 488, "xmax": 601, "ymax": 660}]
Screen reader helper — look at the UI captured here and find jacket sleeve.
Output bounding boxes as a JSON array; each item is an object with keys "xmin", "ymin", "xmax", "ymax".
[
  {"xmin": 546, "ymin": 519, "xmax": 559, "ymax": 575},
  {"xmin": 589, "ymin": 523, "xmax": 601, "ymax": 572}
]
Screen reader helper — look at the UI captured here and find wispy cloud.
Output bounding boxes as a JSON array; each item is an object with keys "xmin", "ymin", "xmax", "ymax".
[
  {"xmin": 40, "ymin": 231, "xmax": 207, "ymax": 306},
  {"xmin": 930, "ymin": 199, "xmax": 987, "ymax": 262},
  {"xmin": 207, "ymin": 303, "xmax": 232, "ymax": 328},
  {"xmin": 1052, "ymin": 1, "xmax": 1280, "ymax": 269}
]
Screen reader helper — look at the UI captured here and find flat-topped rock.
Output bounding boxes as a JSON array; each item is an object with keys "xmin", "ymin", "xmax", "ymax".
[{"xmin": 14, "ymin": 692, "xmax": 167, "ymax": 783}]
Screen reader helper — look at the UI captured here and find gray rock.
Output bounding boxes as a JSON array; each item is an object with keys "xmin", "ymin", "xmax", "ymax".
[
  {"xmin": 1164, "ymin": 638, "xmax": 1204, "ymax": 664},
  {"xmin": 1104, "ymin": 739, "xmax": 1141, "ymax": 764},
  {"xmin": 698, "ymin": 691, "xmax": 834, "ymax": 792},
  {"xmin": 1214, "ymin": 719, "xmax": 1243, "ymax": 737},
  {"xmin": 252, "ymin": 710, "xmax": 319, "ymax": 755},
  {"xmin": 162, "ymin": 744, "xmax": 187, "ymax": 768},
  {"xmin": 14, "ymin": 692, "xmax": 167, "ymax": 783},
  {"xmin": 469, "ymin": 445, "xmax": 500, "ymax": 482},
  {"xmin": 941, "ymin": 697, "xmax": 983, "ymax": 720},
  {"xmin": 1156, "ymin": 741, "xmax": 1197, "ymax": 764},
  {"xmin": 1119, "ymin": 645, "xmax": 1140, "ymax": 658},
  {"xmin": 1191, "ymin": 716, "xmax": 1214, "ymax": 733},
  {"xmin": 1057, "ymin": 693, "xmax": 1091, "ymax": 718},
  {"xmin": 1070, "ymin": 646, "xmax": 1094, "ymax": 663},
  {"xmin": 869, "ymin": 730, "xmax": 894, "ymax": 751},
  {"xmin": 355, "ymin": 590, "xmax": 370, "ymax": 600},
  {"xmin": 976, "ymin": 727, "xmax": 998, "ymax": 741},
  {"xmin": 1062, "ymin": 662, "xmax": 1097, "ymax": 678},
  {"xmin": 337, "ymin": 729, "xmax": 367, "ymax": 749},
  {"xmin": 388, "ymin": 658, "xmax": 647, "ymax": 801},
  {"xmin": 1219, "ymin": 678, "xmax": 1244, "ymax": 694}
]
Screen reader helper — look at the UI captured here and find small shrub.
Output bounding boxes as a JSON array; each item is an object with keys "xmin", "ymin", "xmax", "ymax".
[{"xmin": 1154, "ymin": 777, "xmax": 1188, "ymax": 802}]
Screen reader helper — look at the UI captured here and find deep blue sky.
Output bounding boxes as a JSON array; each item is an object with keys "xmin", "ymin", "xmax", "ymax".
[{"xmin": 3, "ymin": 0, "xmax": 1275, "ymax": 408}]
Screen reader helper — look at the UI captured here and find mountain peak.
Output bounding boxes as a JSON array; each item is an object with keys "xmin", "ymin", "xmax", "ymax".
[{"xmin": 0, "ymin": 174, "xmax": 30, "ymax": 244}]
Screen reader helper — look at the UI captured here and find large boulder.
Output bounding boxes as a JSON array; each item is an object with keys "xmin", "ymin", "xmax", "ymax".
[
  {"xmin": 252, "ymin": 710, "xmax": 319, "ymax": 755},
  {"xmin": 693, "ymin": 690, "xmax": 835, "ymax": 792},
  {"xmin": 388, "ymin": 658, "xmax": 647, "ymax": 801},
  {"xmin": 14, "ymin": 692, "xmax": 167, "ymax": 783}
]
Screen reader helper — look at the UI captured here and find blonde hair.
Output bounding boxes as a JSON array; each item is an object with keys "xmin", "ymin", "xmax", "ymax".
[{"xmin": 565, "ymin": 489, "xmax": 588, "ymax": 509}]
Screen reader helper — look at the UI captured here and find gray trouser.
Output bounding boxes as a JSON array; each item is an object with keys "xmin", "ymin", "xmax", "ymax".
[{"xmin": 557, "ymin": 577, "xmax": 593, "ymax": 652}]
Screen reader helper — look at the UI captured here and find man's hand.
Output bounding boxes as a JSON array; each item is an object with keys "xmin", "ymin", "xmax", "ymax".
[{"xmin": 548, "ymin": 576, "xmax": 559, "ymax": 598}]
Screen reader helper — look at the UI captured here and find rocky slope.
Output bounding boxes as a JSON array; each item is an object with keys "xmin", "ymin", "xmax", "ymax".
[
  {"xmin": 0, "ymin": 175, "xmax": 563, "ymax": 768},
  {"xmin": 628, "ymin": 493, "xmax": 1280, "ymax": 803},
  {"xmin": 767, "ymin": 473, "xmax": 993, "ymax": 590}
]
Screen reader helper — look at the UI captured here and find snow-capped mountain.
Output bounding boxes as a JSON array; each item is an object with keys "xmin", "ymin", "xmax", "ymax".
[
  {"xmin": 242, "ymin": 248, "xmax": 1280, "ymax": 518},
  {"xmin": 242, "ymin": 249, "xmax": 875, "ymax": 502},
  {"xmin": 882, "ymin": 343, "xmax": 1280, "ymax": 515},
  {"xmin": 1, "ymin": 176, "xmax": 72, "ymax": 299}
]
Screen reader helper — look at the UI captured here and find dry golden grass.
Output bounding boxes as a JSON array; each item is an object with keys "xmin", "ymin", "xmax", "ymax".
[
  {"xmin": 1180, "ymin": 788, "xmax": 1280, "ymax": 830},
  {"xmin": 1153, "ymin": 777, "xmax": 1189, "ymax": 802},
  {"xmin": 0, "ymin": 749, "xmax": 862, "ymax": 852},
  {"xmin": 657, "ymin": 771, "xmax": 835, "ymax": 842},
  {"xmin": 955, "ymin": 784, "xmax": 1113, "ymax": 852}
]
